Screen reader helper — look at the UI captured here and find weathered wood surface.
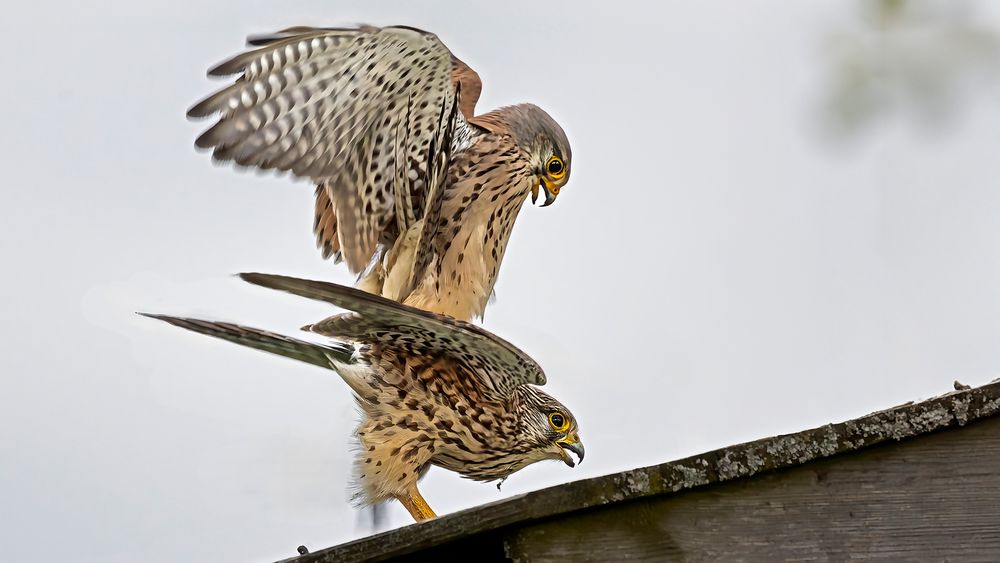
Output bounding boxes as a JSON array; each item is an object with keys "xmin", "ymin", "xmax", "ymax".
[
  {"xmin": 505, "ymin": 415, "xmax": 1000, "ymax": 561},
  {"xmin": 282, "ymin": 381, "xmax": 1000, "ymax": 563}
]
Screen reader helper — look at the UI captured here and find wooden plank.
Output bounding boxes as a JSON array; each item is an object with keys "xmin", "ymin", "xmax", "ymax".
[
  {"xmin": 505, "ymin": 416, "xmax": 1000, "ymax": 561},
  {"xmin": 284, "ymin": 382, "xmax": 1000, "ymax": 562}
]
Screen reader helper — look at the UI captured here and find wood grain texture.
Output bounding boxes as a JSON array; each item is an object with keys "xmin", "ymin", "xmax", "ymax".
[
  {"xmin": 279, "ymin": 381, "xmax": 1000, "ymax": 563},
  {"xmin": 505, "ymin": 416, "xmax": 1000, "ymax": 562}
]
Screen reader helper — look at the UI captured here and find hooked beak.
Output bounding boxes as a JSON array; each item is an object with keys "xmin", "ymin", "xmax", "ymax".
[
  {"xmin": 531, "ymin": 178, "xmax": 559, "ymax": 207},
  {"xmin": 556, "ymin": 433, "xmax": 585, "ymax": 468}
]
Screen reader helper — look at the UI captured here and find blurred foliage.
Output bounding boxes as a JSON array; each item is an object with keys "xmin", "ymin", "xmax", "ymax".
[{"xmin": 822, "ymin": 0, "xmax": 1000, "ymax": 138}]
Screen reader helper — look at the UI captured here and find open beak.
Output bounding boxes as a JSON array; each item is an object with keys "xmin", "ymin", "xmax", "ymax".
[
  {"xmin": 531, "ymin": 178, "xmax": 559, "ymax": 207},
  {"xmin": 556, "ymin": 433, "xmax": 585, "ymax": 468}
]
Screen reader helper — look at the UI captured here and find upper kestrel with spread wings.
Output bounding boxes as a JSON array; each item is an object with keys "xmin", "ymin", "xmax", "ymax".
[{"xmin": 189, "ymin": 25, "xmax": 573, "ymax": 321}]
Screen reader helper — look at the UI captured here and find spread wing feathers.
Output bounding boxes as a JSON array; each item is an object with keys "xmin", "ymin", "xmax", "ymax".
[
  {"xmin": 189, "ymin": 25, "xmax": 474, "ymax": 272},
  {"xmin": 238, "ymin": 273, "xmax": 547, "ymax": 395},
  {"xmin": 139, "ymin": 313, "xmax": 353, "ymax": 369}
]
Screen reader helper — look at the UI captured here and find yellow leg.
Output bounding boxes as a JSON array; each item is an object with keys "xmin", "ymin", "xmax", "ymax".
[{"xmin": 397, "ymin": 486, "xmax": 437, "ymax": 522}]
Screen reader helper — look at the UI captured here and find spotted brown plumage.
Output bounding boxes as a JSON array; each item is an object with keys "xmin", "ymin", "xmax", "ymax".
[
  {"xmin": 189, "ymin": 25, "xmax": 573, "ymax": 321},
  {"xmin": 140, "ymin": 273, "xmax": 583, "ymax": 521}
]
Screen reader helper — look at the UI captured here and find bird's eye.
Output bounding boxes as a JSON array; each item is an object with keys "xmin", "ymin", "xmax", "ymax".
[
  {"xmin": 548, "ymin": 412, "xmax": 569, "ymax": 431},
  {"xmin": 546, "ymin": 157, "xmax": 565, "ymax": 179}
]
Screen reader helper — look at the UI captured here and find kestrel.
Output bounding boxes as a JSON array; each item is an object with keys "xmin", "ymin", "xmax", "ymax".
[
  {"xmin": 188, "ymin": 25, "xmax": 573, "ymax": 321},
  {"xmin": 142, "ymin": 273, "xmax": 583, "ymax": 521}
]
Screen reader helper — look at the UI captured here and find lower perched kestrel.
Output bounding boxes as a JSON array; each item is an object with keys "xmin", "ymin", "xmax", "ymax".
[
  {"xmin": 188, "ymin": 25, "xmax": 573, "ymax": 321},
  {"xmin": 142, "ymin": 273, "xmax": 583, "ymax": 521}
]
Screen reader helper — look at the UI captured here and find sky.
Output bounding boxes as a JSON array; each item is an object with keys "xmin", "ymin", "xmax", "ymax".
[{"xmin": 3, "ymin": 1, "xmax": 1000, "ymax": 561}]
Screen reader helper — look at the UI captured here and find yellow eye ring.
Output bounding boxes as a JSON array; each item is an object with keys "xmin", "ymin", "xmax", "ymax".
[
  {"xmin": 546, "ymin": 156, "xmax": 566, "ymax": 180},
  {"xmin": 548, "ymin": 412, "xmax": 570, "ymax": 432}
]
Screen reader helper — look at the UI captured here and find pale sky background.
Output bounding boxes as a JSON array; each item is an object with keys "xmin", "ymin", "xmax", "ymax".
[{"xmin": 3, "ymin": 1, "xmax": 1000, "ymax": 561}]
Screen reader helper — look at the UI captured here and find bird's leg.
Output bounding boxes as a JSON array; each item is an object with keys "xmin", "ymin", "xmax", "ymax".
[{"xmin": 396, "ymin": 485, "xmax": 436, "ymax": 522}]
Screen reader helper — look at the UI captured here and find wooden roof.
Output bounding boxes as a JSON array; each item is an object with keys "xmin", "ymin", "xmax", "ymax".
[{"xmin": 279, "ymin": 379, "xmax": 1000, "ymax": 562}]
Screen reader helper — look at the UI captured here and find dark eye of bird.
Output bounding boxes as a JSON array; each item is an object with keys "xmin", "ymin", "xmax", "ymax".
[
  {"xmin": 547, "ymin": 159, "xmax": 563, "ymax": 175},
  {"xmin": 550, "ymin": 413, "xmax": 564, "ymax": 428}
]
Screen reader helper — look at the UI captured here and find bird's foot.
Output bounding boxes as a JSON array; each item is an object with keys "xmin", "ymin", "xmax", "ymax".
[{"xmin": 397, "ymin": 486, "xmax": 436, "ymax": 522}]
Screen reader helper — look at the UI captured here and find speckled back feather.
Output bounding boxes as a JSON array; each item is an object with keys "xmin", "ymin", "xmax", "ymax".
[{"xmin": 238, "ymin": 272, "xmax": 546, "ymax": 394}]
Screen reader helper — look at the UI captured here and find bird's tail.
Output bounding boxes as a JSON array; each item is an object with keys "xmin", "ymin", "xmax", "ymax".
[{"xmin": 139, "ymin": 313, "xmax": 353, "ymax": 369}]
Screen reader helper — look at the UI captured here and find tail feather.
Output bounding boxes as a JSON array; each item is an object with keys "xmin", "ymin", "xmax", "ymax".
[{"xmin": 139, "ymin": 313, "xmax": 353, "ymax": 369}]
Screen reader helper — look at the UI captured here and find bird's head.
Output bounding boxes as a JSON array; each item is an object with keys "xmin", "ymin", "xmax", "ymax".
[
  {"xmin": 474, "ymin": 103, "xmax": 572, "ymax": 207},
  {"xmin": 512, "ymin": 386, "xmax": 584, "ymax": 469}
]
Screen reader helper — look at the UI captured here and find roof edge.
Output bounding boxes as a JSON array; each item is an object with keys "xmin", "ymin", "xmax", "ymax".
[{"xmin": 285, "ymin": 379, "xmax": 1000, "ymax": 562}]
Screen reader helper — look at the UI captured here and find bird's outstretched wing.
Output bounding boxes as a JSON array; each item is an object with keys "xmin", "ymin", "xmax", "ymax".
[
  {"xmin": 190, "ymin": 25, "xmax": 476, "ymax": 272},
  {"xmin": 139, "ymin": 313, "xmax": 352, "ymax": 369},
  {"xmin": 239, "ymin": 273, "xmax": 546, "ymax": 395}
]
